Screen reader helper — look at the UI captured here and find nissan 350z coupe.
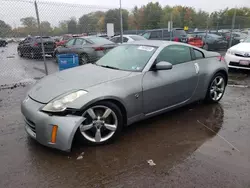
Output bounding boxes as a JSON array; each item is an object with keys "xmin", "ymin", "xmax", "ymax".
[{"xmin": 21, "ymin": 40, "xmax": 228, "ymax": 152}]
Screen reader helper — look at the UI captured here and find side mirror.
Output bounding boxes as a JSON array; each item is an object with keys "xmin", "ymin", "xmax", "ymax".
[{"xmin": 154, "ymin": 61, "xmax": 173, "ymax": 70}]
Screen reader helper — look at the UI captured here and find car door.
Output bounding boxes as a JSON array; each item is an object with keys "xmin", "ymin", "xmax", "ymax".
[
  {"xmin": 142, "ymin": 44, "xmax": 199, "ymax": 114},
  {"xmin": 70, "ymin": 38, "xmax": 87, "ymax": 54}
]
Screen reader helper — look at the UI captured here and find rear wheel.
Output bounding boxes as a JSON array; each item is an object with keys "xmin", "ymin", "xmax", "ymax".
[
  {"xmin": 77, "ymin": 101, "xmax": 123, "ymax": 145},
  {"xmin": 205, "ymin": 73, "xmax": 226, "ymax": 103}
]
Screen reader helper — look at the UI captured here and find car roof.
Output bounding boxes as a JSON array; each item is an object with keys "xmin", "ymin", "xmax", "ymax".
[{"xmin": 145, "ymin": 28, "xmax": 184, "ymax": 32}]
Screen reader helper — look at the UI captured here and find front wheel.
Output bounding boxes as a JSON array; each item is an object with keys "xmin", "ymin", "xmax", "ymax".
[
  {"xmin": 78, "ymin": 101, "xmax": 124, "ymax": 145},
  {"xmin": 205, "ymin": 73, "xmax": 226, "ymax": 103},
  {"xmin": 17, "ymin": 49, "xmax": 23, "ymax": 57}
]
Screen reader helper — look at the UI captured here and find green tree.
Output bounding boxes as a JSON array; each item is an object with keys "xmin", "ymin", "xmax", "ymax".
[
  {"xmin": 143, "ymin": 2, "xmax": 162, "ymax": 29},
  {"xmin": 40, "ymin": 21, "xmax": 52, "ymax": 36},
  {"xmin": 0, "ymin": 20, "xmax": 12, "ymax": 37},
  {"xmin": 104, "ymin": 9, "xmax": 129, "ymax": 33},
  {"xmin": 67, "ymin": 17, "xmax": 77, "ymax": 34},
  {"xmin": 20, "ymin": 16, "xmax": 38, "ymax": 35},
  {"xmin": 79, "ymin": 11, "xmax": 105, "ymax": 33}
]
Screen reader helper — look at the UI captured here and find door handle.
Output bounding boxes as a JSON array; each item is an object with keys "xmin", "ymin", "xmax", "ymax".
[{"xmin": 194, "ymin": 63, "xmax": 199, "ymax": 74}]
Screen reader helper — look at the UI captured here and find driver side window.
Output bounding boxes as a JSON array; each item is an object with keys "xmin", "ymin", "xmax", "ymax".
[
  {"xmin": 157, "ymin": 45, "xmax": 192, "ymax": 65},
  {"xmin": 66, "ymin": 39, "xmax": 75, "ymax": 47}
]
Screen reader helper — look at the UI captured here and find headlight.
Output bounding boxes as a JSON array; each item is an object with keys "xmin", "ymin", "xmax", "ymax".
[
  {"xmin": 42, "ymin": 90, "xmax": 87, "ymax": 112},
  {"xmin": 227, "ymin": 49, "xmax": 235, "ymax": 55}
]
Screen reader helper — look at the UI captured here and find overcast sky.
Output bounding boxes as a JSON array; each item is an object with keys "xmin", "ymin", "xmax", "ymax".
[{"xmin": 0, "ymin": 0, "xmax": 249, "ymax": 27}]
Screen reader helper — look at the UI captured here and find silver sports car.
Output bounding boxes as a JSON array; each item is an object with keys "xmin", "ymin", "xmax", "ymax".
[{"xmin": 21, "ymin": 40, "xmax": 228, "ymax": 152}]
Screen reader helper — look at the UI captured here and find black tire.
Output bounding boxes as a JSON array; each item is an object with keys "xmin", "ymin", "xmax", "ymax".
[
  {"xmin": 79, "ymin": 53, "xmax": 89, "ymax": 65},
  {"xmin": 76, "ymin": 101, "xmax": 124, "ymax": 145},
  {"xmin": 205, "ymin": 72, "xmax": 226, "ymax": 103},
  {"xmin": 17, "ymin": 49, "xmax": 23, "ymax": 57}
]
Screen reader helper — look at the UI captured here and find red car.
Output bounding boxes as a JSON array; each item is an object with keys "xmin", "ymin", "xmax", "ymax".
[
  {"xmin": 56, "ymin": 34, "xmax": 87, "ymax": 47},
  {"xmin": 187, "ymin": 34, "xmax": 204, "ymax": 48}
]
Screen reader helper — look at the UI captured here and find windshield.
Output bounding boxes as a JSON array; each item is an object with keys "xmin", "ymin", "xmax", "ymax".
[
  {"xmin": 96, "ymin": 45, "xmax": 157, "ymax": 71},
  {"xmin": 130, "ymin": 35, "xmax": 147, "ymax": 41},
  {"xmin": 88, "ymin": 37, "xmax": 113, "ymax": 44}
]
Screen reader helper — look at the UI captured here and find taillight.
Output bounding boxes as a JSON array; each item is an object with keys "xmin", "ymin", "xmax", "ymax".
[
  {"xmin": 93, "ymin": 47, "xmax": 105, "ymax": 51},
  {"xmin": 34, "ymin": 42, "xmax": 39, "ymax": 46},
  {"xmin": 174, "ymin": 37, "xmax": 179, "ymax": 42},
  {"xmin": 217, "ymin": 56, "xmax": 225, "ymax": 62}
]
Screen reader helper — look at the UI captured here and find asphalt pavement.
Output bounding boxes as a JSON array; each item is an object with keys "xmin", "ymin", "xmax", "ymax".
[{"xmin": 0, "ymin": 44, "xmax": 250, "ymax": 188}]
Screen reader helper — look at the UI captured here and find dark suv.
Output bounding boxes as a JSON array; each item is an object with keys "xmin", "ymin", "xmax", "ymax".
[
  {"xmin": 17, "ymin": 36, "xmax": 56, "ymax": 58},
  {"xmin": 141, "ymin": 28, "xmax": 188, "ymax": 43}
]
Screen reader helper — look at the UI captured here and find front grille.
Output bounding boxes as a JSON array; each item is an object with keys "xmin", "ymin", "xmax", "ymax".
[
  {"xmin": 24, "ymin": 117, "xmax": 36, "ymax": 133},
  {"xmin": 235, "ymin": 54, "xmax": 250, "ymax": 58},
  {"xmin": 229, "ymin": 61, "xmax": 250, "ymax": 68}
]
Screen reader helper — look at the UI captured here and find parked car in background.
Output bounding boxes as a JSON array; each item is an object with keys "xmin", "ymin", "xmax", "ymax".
[
  {"xmin": 187, "ymin": 34, "xmax": 204, "ymax": 48},
  {"xmin": 194, "ymin": 33, "xmax": 227, "ymax": 50},
  {"xmin": 17, "ymin": 36, "xmax": 56, "ymax": 58},
  {"xmin": 21, "ymin": 40, "xmax": 228, "ymax": 151},
  {"xmin": 141, "ymin": 28, "xmax": 188, "ymax": 43},
  {"xmin": 54, "ymin": 36, "xmax": 117, "ymax": 65},
  {"xmin": 0, "ymin": 38, "xmax": 8, "ymax": 47},
  {"xmin": 225, "ymin": 38, "xmax": 250, "ymax": 70},
  {"xmin": 110, "ymin": 35, "xmax": 147, "ymax": 44},
  {"xmin": 55, "ymin": 34, "xmax": 87, "ymax": 47}
]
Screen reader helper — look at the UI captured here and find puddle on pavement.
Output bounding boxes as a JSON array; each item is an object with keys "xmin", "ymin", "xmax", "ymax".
[{"xmin": 23, "ymin": 103, "xmax": 224, "ymax": 187}]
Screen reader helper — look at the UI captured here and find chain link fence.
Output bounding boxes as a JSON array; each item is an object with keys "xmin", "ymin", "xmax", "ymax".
[{"xmin": 0, "ymin": 0, "xmax": 250, "ymax": 86}]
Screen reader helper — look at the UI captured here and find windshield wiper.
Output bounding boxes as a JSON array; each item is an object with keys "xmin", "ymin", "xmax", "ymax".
[{"xmin": 99, "ymin": 65, "xmax": 120, "ymax": 70}]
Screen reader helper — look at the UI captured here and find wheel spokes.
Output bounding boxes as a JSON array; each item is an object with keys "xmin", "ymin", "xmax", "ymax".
[
  {"xmin": 102, "ymin": 108, "xmax": 112, "ymax": 119},
  {"xmin": 80, "ymin": 123, "xmax": 93, "ymax": 132},
  {"xmin": 104, "ymin": 123, "xmax": 116, "ymax": 131},
  {"xmin": 87, "ymin": 108, "xmax": 96, "ymax": 119},
  {"xmin": 213, "ymin": 91, "xmax": 218, "ymax": 100},
  {"xmin": 95, "ymin": 129, "xmax": 101, "ymax": 142},
  {"xmin": 216, "ymin": 78, "xmax": 223, "ymax": 86}
]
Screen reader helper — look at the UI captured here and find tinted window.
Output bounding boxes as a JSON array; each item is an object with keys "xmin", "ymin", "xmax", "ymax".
[
  {"xmin": 157, "ymin": 45, "xmax": 192, "ymax": 65},
  {"xmin": 163, "ymin": 30, "xmax": 170, "ymax": 37},
  {"xmin": 173, "ymin": 29, "xmax": 187, "ymax": 37},
  {"xmin": 110, "ymin": 37, "xmax": 118, "ymax": 43},
  {"xmin": 193, "ymin": 49, "xmax": 204, "ymax": 59},
  {"xmin": 88, "ymin": 37, "xmax": 113, "ymax": 44},
  {"xmin": 66, "ymin": 39, "xmax": 75, "ymax": 47},
  {"xmin": 96, "ymin": 45, "xmax": 157, "ymax": 71},
  {"xmin": 129, "ymin": 35, "xmax": 147, "ymax": 41},
  {"xmin": 150, "ymin": 31, "xmax": 162, "ymax": 39},
  {"xmin": 142, "ymin": 32, "xmax": 150, "ymax": 39},
  {"xmin": 75, "ymin": 38, "xmax": 86, "ymax": 45},
  {"xmin": 123, "ymin": 37, "xmax": 128, "ymax": 42}
]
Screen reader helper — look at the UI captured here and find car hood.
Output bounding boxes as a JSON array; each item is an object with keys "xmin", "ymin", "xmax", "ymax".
[
  {"xmin": 28, "ymin": 64, "xmax": 131, "ymax": 103},
  {"xmin": 230, "ymin": 43, "xmax": 250, "ymax": 53}
]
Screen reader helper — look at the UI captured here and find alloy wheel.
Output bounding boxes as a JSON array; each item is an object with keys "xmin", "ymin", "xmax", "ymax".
[
  {"xmin": 210, "ymin": 76, "xmax": 225, "ymax": 101},
  {"xmin": 80, "ymin": 105, "xmax": 118, "ymax": 143},
  {"xmin": 81, "ymin": 55, "xmax": 88, "ymax": 65}
]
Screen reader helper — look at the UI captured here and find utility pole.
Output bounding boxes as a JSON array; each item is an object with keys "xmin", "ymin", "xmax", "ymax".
[
  {"xmin": 229, "ymin": 8, "xmax": 236, "ymax": 48},
  {"xmin": 170, "ymin": 12, "xmax": 173, "ymax": 41},
  {"xmin": 34, "ymin": 0, "xmax": 48, "ymax": 75},
  {"xmin": 119, "ymin": 0, "xmax": 123, "ymax": 43}
]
